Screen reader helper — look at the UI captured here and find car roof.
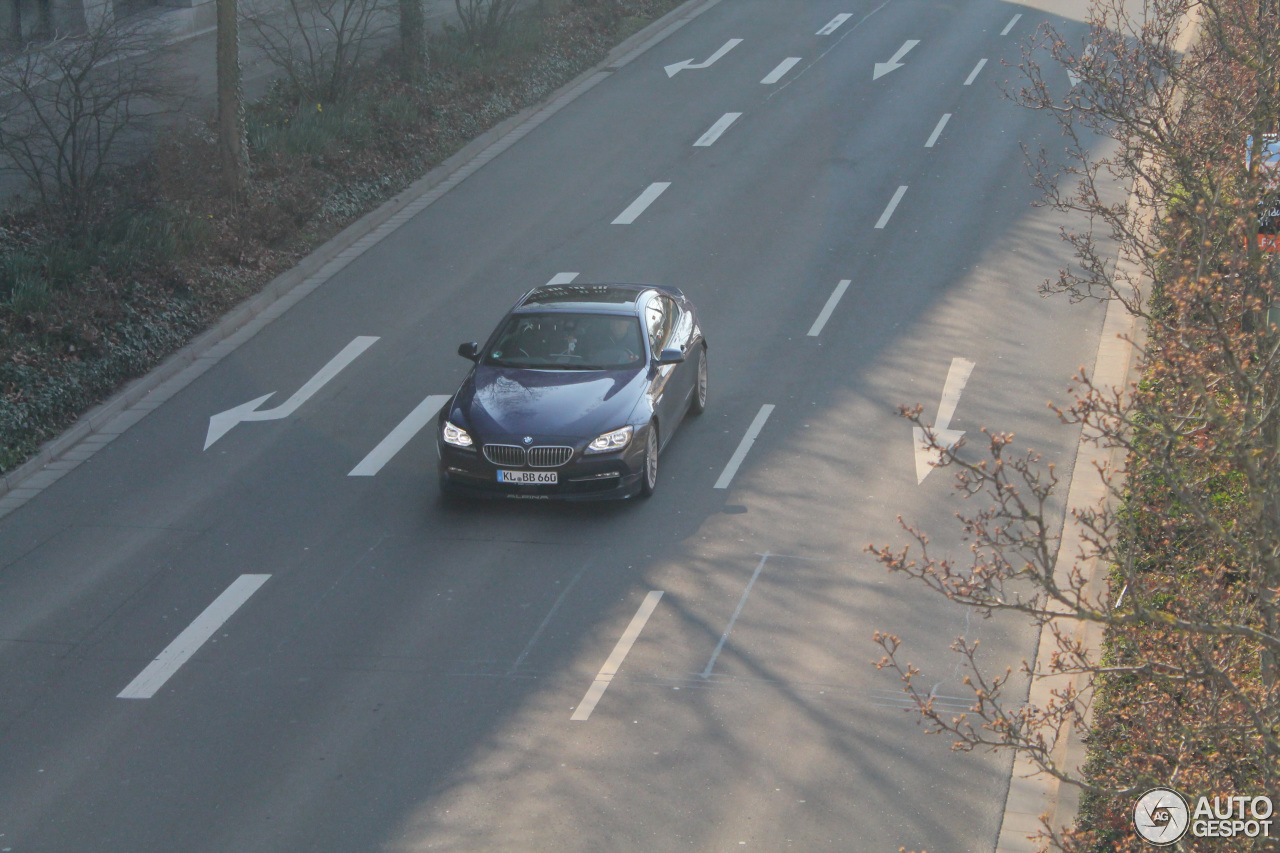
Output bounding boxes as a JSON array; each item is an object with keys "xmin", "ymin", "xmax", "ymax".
[{"xmin": 514, "ymin": 282, "xmax": 684, "ymax": 314}]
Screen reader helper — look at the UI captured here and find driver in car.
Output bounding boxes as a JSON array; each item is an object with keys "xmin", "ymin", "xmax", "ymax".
[{"xmin": 583, "ymin": 318, "xmax": 639, "ymax": 362}]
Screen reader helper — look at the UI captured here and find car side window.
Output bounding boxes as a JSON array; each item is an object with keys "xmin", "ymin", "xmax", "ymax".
[
  {"xmin": 670, "ymin": 302, "xmax": 692, "ymax": 349},
  {"xmin": 645, "ymin": 296, "xmax": 675, "ymax": 354}
]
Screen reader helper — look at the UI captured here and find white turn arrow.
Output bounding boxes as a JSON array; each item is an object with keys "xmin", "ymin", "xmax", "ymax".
[
  {"xmin": 204, "ymin": 336, "xmax": 379, "ymax": 450},
  {"xmin": 912, "ymin": 357, "xmax": 975, "ymax": 484},
  {"xmin": 873, "ymin": 39, "xmax": 919, "ymax": 80},
  {"xmin": 665, "ymin": 38, "xmax": 742, "ymax": 77}
]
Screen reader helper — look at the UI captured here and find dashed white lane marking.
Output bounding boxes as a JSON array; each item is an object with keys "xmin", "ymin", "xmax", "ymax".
[
  {"xmin": 702, "ymin": 554, "xmax": 769, "ymax": 677},
  {"xmin": 714, "ymin": 404, "xmax": 775, "ymax": 489},
  {"xmin": 546, "ymin": 272, "xmax": 579, "ymax": 285},
  {"xmin": 118, "ymin": 574, "xmax": 270, "ymax": 699},
  {"xmin": 1001, "ymin": 13, "xmax": 1022, "ymax": 35},
  {"xmin": 613, "ymin": 182, "xmax": 671, "ymax": 224},
  {"xmin": 765, "ymin": 0, "xmax": 892, "ymax": 101},
  {"xmin": 571, "ymin": 590, "xmax": 664, "ymax": 721},
  {"xmin": 348, "ymin": 395, "xmax": 450, "ymax": 476},
  {"xmin": 925, "ymin": 113, "xmax": 952, "ymax": 148},
  {"xmin": 817, "ymin": 13, "xmax": 852, "ymax": 34},
  {"xmin": 807, "ymin": 280, "xmax": 851, "ymax": 336},
  {"xmin": 875, "ymin": 185, "xmax": 908, "ymax": 229},
  {"xmin": 694, "ymin": 112, "xmax": 742, "ymax": 146},
  {"xmin": 964, "ymin": 57, "xmax": 987, "ymax": 85},
  {"xmin": 761, "ymin": 57, "xmax": 802, "ymax": 85}
]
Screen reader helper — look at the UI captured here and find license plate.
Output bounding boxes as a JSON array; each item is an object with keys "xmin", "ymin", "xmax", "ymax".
[{"xmin": 498, "ymin": 470, "xmax": 558, "ymax": 485}]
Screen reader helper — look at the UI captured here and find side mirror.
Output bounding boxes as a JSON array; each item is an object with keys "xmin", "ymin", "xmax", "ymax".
[
  {"xmin": 655, "ymin": 347, "xmax": 685, "ymax": 365},
  {"xmin": 458, "ymin": 341, "xmax": 480, "ymax": 361}
]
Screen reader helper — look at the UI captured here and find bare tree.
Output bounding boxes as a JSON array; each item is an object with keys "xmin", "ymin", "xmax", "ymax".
[
  {"xmin": 454, "ymin": 0, "xmax": 519, "ymax": 51},
  {"xmin": 216, "ymin": 0, "xmax": 249, "ymax": 196},
  {"xmin": 0, "ymin": 17, "xmax": 183, "ymax": 226},
  {"xmin": 866, "ymin": 0, "xmax": 1280, "ymax": 847},
  {"xmin": 240, "ymin": 0, "xmax": 392, "ymax": 103}
]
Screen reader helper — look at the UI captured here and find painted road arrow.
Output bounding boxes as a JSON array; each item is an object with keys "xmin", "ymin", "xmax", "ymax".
[
  {"xmin": 1067, "ymin": 44, "xmax": 1095, "ymax": 88},
  {"xmin": 665, "ymin": 38, "xmax": 742, "ymax": 77},
  {"xmin": 204, "ymin": 336, "xmax": 379, "ymax": 450},
  {"xmin": 912, "ymin": 357, "xmax": 975, "ymax": 484},
  {"xmin": 873, "ymin": 39, "xmax": 919, "ymax": 80}
]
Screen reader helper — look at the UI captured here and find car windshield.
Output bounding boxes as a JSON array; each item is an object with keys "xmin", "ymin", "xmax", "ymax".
[{"xmin": 483, "ymin": 313, "xmax": 645, "ymax": 370}]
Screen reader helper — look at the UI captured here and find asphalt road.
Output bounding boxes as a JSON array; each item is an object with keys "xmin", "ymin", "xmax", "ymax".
[{"xmin": 0, "ymin": 0, "xmax": 1112, "ymax": 849}]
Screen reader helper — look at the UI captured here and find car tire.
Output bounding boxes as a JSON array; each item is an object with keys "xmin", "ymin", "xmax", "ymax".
[
  {"xmin": 690, "ymin": 345, "xmax": 708, "ymax": 415},
  {"xmin": 640, "ymin": 421, "xmax": 659, "ymax": 497}
]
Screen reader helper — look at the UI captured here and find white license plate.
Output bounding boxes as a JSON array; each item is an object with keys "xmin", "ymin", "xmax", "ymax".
[{"xmin": 498, "ymin": 470, "xmax": 558, "ymax": 485}]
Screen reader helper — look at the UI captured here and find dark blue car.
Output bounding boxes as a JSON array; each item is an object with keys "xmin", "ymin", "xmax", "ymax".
[{"xmin": 437, "ymin": 283, "xmax": 708, "ymax": 500}]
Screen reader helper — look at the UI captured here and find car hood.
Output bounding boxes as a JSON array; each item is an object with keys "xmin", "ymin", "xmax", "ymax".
[{"xmin": 458, "ymin": 365, "xmax": 646, "ymax": 440}]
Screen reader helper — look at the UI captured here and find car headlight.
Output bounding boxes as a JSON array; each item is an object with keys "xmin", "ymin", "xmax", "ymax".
[
  {"xmin": 585, "ymin": 425, "xmax": 632, "ymax": 454},
  {"xmin": 442, "ymin": 420, "xmax": 474, "ymax": 448}
]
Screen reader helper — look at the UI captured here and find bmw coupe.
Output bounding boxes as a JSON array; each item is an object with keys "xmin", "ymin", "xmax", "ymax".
[{"xmin": 437, "ymin": 283, "xmax": 708, "ymax": 499}]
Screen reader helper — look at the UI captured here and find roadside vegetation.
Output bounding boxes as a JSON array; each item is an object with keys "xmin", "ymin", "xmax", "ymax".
[
  {"xmin": 0, "ymin": 0, "xmax": 678, "ymax": 473},
  {"xmin": 869, "ymin": 0, "xmax": 1280, "ymax": 849}
]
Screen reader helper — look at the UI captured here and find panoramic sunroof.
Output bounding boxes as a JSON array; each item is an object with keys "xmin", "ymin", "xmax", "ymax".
[{"xmin": 523, "ymin": 284, "xmax": 641, "ymax": 305}]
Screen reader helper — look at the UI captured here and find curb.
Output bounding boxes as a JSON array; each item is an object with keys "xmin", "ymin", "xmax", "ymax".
[
  {"xmin": 993, "ymin": 10, "xmax": 1200, "ymax": 850},
  {"xmin": 0, "ymin": 0, "xmax": 723, "ymax": 517},
  {"xmin": 992, "ymin": 290, "xmax": 1144, "ymax": 853}
]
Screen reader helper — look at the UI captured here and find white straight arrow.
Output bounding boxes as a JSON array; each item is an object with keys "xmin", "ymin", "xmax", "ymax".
[
  {"xmin": 1068, "ymin": 44, "xmax": 1095, "ymax": 88},
  {"xmin": 204, "ymin": 336, "xmax": 379, "ymax": 450},
  {"xmin": 873, "ymin": 39, "xmax": 919, "ymax": 79},
  {"xmin": 665, "ymin": 39, "xmax": 742, "ymax": 77},
  {"xmin": 912, "ymin": 357, "xmax": 975, "ymax": 484}
]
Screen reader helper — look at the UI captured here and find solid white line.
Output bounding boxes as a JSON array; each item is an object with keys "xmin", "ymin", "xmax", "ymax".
[
  {"xmin": 702, "ymin": 554, "xmax": 768, "ymax": 677},
  {"xmin": 807, "ymin": 280, "xmax": 851, "ymax": 336},
  {"xmin": 571, "ymin": 590, "xmax": 663, "ymax": 721},
  {"xmin": 875, "ymin": 186, "xmax": 908, "ymax": 229},
  {"xmin": 817, "ymin": 13, "xmax": 852, "ymax": 34},
  {"xmin": 546, "ymin": 272, "xmax": 579, "ymax": 285},
  {"xmin": 925, "ymin": 113, "xmax": 952, "ymax": 148},
  {"xmin": 964, "ymin": 58, "xmax": 987, "ymax": 85},
  {"xmin": 348, "ymin": 394, "xmax": 450, "ymax": 476},
  {"xmin": 1001, "ymin": 13, "xmax": 1022, "ymax": 35},
  {"xmin": 612, "ymin": 182, "xmax": 670, "ymax": 224},
  {"xmin": 118, "ymin": 574, "xmax": 270, "ymax": 699},
  {"xmin": 761, "ymin": 57, "xmax": 802, "ymax": 84},
  {"xmin": 714, "ymin": 404, "xmax": 775, "ymax": 489},
  {"xmin": 694, "ymin": 112, "xmax": 742, "ymax": 147}
]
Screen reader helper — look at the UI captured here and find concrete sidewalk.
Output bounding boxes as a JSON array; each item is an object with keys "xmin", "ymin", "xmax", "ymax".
[
  {"xmin": 0, "ymin": 0, "xmax": 464, "ymax": 208},
  {"xmin": 151, "ymin": 0, "xmax": 464, "ymax": 102}
]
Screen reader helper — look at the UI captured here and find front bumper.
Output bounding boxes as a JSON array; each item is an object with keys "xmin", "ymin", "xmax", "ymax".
[{"xmin": 437, "ymin": 437, "xmax": 646, "ymax": 501}]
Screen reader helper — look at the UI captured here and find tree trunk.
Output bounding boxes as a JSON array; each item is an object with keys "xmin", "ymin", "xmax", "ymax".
[
  {"xmin": 216, "ymin": 0, "xmax": 248, "ymax": 197},
  {"xmin": 399, "ymin": 0, "xmax": 425, "ymax": 82},
  {"xmin": 37, "ymin": 0, "xmax": 52, "ymax": 38}
]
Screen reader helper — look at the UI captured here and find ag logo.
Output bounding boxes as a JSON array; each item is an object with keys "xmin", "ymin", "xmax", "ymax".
[{"xmin": 1135, "ymin": 787, "xmax": 1190, "ymax": 845}]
